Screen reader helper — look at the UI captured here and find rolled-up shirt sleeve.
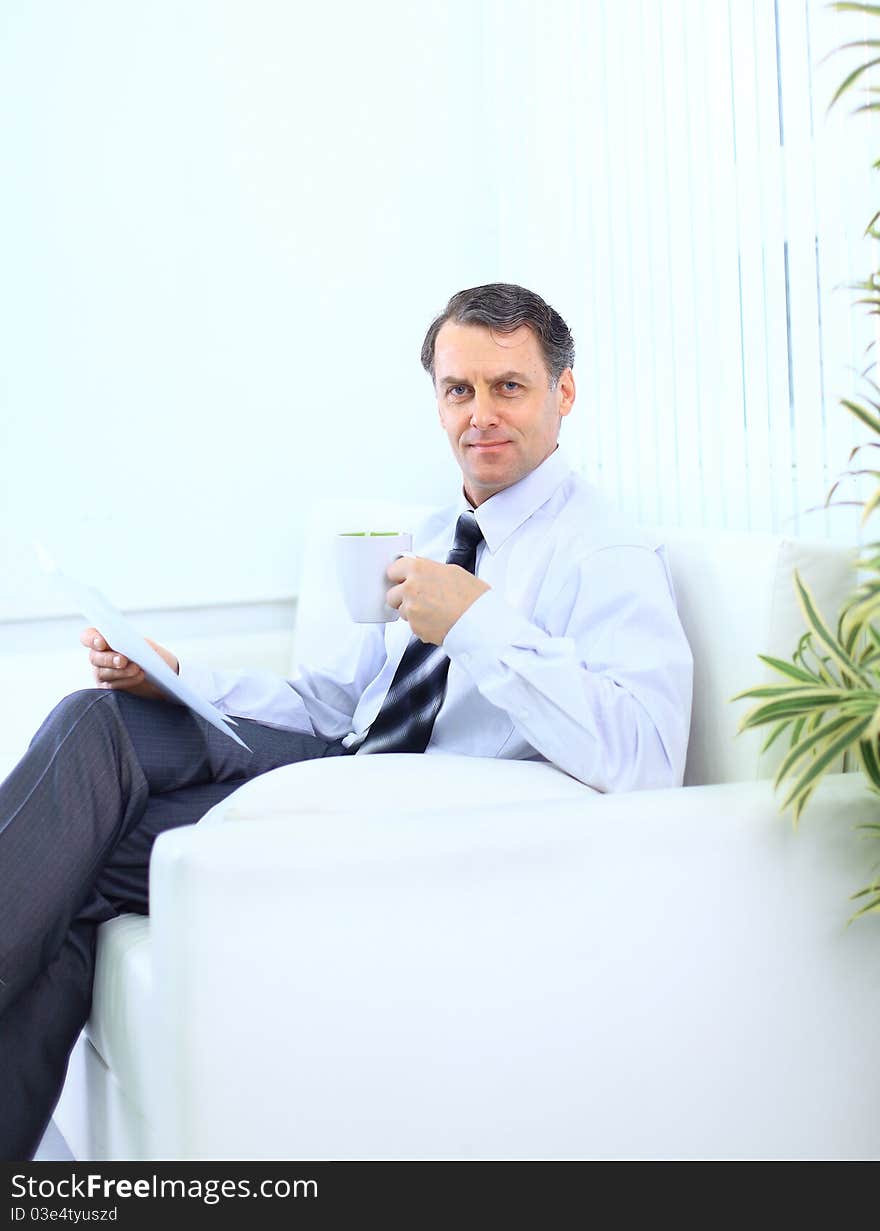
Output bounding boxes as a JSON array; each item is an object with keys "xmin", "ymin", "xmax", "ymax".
[{"xmin": 442, "ymin": 543, "xmax": 693, "ymax": 792}]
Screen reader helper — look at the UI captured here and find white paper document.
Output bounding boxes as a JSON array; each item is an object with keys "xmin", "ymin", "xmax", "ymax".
[{"xmin": 35, "ymin": 544, "xmax": 253, "ymax": 752}]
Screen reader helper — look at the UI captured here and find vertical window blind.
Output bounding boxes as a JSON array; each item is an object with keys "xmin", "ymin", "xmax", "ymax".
[{"xmin": 486, "ymin": 0, "xmax": 879, "ymax": 543}]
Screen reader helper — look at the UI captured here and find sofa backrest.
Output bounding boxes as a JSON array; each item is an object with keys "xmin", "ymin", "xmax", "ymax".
[
  {"xmin": 294, "ymin": 500, "xmax": 857, "ymax": 788},
  {"xmin": 656, "ymin": 526, "xmax": 856, "ymax": 786}
]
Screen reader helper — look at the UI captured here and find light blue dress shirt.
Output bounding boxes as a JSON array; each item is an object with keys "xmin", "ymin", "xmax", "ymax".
[{"xmin": 181, "ymin": 448, "xmax": 693, "ymax": 791}]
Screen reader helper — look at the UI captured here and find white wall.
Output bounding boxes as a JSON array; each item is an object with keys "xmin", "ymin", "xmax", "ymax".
[{"xmin": 0, "ymin": 0, "xmax": 502, "ymax": 620}]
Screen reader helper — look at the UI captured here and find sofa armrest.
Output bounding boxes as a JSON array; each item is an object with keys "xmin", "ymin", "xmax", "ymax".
[{"xmin": 148, "ymin": 772, "xmax": 880, "ymax": 1160}]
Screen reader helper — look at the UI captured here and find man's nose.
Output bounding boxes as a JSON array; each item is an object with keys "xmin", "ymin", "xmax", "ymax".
[{"xmin": 470, "ymin": 393, "xmax": 501, "ymax": 428}]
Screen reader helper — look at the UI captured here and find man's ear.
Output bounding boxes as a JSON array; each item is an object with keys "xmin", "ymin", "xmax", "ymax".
[{"xmin": 558, "ymin": 368, "xmax": 575, "ymax": 419}]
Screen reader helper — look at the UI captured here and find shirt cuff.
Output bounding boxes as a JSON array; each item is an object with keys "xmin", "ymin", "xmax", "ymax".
[{"xmin": 443, "ymin": 588, "xmax": 544, "ymax": 666}]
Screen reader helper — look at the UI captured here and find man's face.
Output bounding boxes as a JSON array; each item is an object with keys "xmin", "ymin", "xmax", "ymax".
[{"xmin": 433, "ymin": 320, "xmax": 575, "ymax": 506}]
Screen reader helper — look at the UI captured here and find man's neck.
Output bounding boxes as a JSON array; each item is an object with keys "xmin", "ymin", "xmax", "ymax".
[{"xmin": 461, "ymin": 445, "xmax": 561, "ymax": 510}]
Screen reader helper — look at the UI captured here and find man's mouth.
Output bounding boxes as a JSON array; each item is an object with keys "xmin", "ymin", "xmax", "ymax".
[{"xmin": 468, "ymin": 441, "xmax": 510, "ymax": 451}]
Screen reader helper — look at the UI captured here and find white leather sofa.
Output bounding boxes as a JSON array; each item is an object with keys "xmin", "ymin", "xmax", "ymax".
[{"xmin": 47, "ymin": 507, "xmax": 880, "ymax": 1160}]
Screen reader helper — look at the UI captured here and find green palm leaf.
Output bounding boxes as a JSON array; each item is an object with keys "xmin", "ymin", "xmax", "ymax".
[
  {"xmin": 755, "ymin": 654, "xmax": 824, "ymax": 685},
  {"xmin": 792, "ymin": 781, "xmax": 820, "ymax": 827},
  {"xmin": 773, "ymin": 710, "xmax": 877, "ymax": 787},
  {"xmin": 832, "ymin": 3, "xmax": 880, "ymax": 18},
  {"xmin": 780, "ymin": 714, "xmax": 874, "ymax": 813},
  {"xmin": 841, "ymin": 397, "xmax": 880, "ymax": 434},
  {"xmin": 848, "ymin": 890, "xmax": 880, "ymax": 921},
  {"xmin": 736, "ymin": 693, "xmax": 861, "ymax": 731},
  {"xmin": 827, "ymin": 55, "xmax": 880, "ymax": 109},
  {"xmin": 731, "ymin": 683, "xmax": 839, "ymax": 703},
  {"xmin": 858, "ymin": 735, "xmax": 880, "ymax": 789},
  {"xmin": 759, "ymin": 724, "xmax": 789, "ymax": 755},
  {"xmin": 793, "ymin": 571, "xmax": 873, "ymax": 685},
  {"xmin": 861, "ymin": 485, "xmax": 880, "ymax": 524}
]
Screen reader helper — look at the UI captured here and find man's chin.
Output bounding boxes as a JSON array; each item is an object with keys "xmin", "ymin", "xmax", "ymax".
[{"xmin": 462, "ymin": 459, "xmax": 525, "ymax": 502}]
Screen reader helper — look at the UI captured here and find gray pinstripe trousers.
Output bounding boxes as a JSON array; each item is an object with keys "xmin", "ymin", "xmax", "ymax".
[{"xmin": 0, "ymin": 687, "xmax": 349, "ymax": 1160}]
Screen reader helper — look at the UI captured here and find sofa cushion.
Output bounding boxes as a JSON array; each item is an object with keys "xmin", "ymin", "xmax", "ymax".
[
  {"xmin": 198, "ymin": 751, "xmax": 597, "ymax": 828},
  {"xmin": 660, "ymin": 528, "xmax": 857, "ymax": 786}
]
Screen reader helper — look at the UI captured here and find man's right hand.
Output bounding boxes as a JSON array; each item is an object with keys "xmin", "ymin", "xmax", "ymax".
[{"xmin": 81, "ymin": 627, "xmax": 180, "ymax": 703}]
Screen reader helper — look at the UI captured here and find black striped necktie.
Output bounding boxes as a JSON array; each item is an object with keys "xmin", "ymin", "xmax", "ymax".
[{"xmin": 355, "ymin": 511, "xmax": 484, "ymax": 755}]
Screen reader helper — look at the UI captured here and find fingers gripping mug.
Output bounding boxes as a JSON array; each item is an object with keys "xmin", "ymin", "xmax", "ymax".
[{"xmin": 335, "ymin": 531, "xmax": 413, "ymax": 622}]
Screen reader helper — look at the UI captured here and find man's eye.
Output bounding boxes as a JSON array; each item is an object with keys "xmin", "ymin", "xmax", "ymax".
[
  {"xmin": 449, "ymin": 385, "xmax": 468, "ymax": 397},
  {"xmin": 502, "ymin": 381, "xmax": 520, "ymax": 392}
]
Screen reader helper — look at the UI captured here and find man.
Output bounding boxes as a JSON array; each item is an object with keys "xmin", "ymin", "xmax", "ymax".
[{"xmin": 0, "ymin": 283, "xmax": 693, "ymax": 1159}]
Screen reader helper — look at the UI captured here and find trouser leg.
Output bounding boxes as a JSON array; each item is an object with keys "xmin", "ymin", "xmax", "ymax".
[
  {"xmin": 0, "ymin": 687, "xmax": 346, "ymax": 1159},
  {"xmin": 0, "ymin": 894, "xmax": 113, "ymax": 1161}
]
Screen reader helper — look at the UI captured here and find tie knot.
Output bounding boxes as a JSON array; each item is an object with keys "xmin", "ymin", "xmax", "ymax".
[{"xmin": 446, "ymin": 512, "xmax": 483, "ymax": 572}]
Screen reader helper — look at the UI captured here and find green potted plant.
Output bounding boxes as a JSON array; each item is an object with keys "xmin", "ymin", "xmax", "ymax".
[{"xmin": 732, "ymin": 1, "xmax": 880, "ymax": 920}]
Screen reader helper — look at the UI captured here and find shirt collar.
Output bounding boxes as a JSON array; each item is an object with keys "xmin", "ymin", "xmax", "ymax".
[{"xmin": 458, "ymin": 446, "xmax": 573, "ymax": 554}]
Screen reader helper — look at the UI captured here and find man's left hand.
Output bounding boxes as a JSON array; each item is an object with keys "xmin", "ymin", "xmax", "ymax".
[{"xmin": 385, "ymin": 556, "xmax": 490, "ymax": 645}]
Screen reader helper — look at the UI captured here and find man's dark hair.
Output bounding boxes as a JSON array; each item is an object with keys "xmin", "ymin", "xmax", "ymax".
[{"xmin": 420, "ymin": 282, "xmax": 575, "ymax": 390}]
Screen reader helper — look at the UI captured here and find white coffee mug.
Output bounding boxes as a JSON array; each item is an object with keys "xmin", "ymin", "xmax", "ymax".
[{"xmin": 335, "ymin": 531, "xmax": 413, "ymax": 623}]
